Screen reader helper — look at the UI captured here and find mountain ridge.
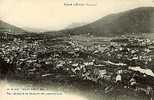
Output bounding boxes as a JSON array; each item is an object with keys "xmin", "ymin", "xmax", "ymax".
[
  {"xmin": 52, "ymin": 7, "xmax": 154, "ymax": 36},
  {"xmin": 1, "ymin": 7, "xmax": 154, "ymax": 37},
  {"xmin": 0, "ymin": 20, "xmax": 26, "ymax": 34}
]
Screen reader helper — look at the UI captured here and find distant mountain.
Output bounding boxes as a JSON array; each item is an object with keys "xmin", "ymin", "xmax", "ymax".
[
  {"xmin": 21, "ymin": 27, "xmax": 49, "ymax": 33},
  {"xmin": 0, "ymin": 20, "xmax": 26, "ymax": 34},
  {"xmin": 66, "ymin": 22, "xmax": 87, "ymax": 29},
  {"xmin": 54, "ymin": 7, "xmax": 154, "ymax": 36},
  {"xmin": 1, "ymin": 7, "xmax": 154, "ymax": 37}
]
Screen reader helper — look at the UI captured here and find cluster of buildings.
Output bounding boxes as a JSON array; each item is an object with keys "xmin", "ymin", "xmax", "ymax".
[{"xmin": 0, "ymin": 35, "xmax": 154, "ymax": 96}]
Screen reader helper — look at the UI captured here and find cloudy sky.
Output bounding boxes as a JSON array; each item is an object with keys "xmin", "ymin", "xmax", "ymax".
[{"xmin": 0, "ymin": 0, "xmax": 154, "ymax": 31}]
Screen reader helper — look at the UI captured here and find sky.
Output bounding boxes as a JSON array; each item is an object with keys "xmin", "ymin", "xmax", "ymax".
[{"xmin": 0, "ymin": 0, "xmax": 154, "ymax": 31}]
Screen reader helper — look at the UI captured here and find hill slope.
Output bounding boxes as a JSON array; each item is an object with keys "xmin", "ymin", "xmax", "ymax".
[
  {"xmin": 0, "ymin": 20, "xmax": 26, "ymax": 34},
  {"xmin": 57, "ymin": 7, "xmax": 154, "ymax": 36}
]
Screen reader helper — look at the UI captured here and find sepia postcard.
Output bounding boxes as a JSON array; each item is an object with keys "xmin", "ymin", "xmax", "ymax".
[{"xmin": 1, "ymin": 0, "xmax": 154, "ymax": 100}]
